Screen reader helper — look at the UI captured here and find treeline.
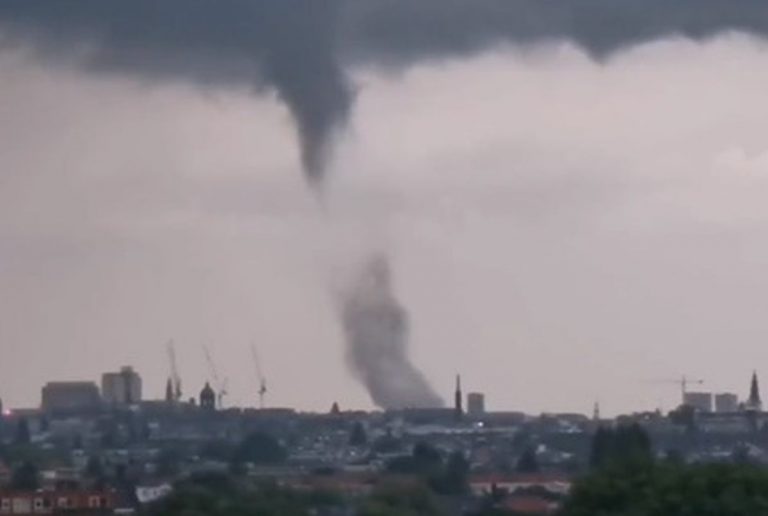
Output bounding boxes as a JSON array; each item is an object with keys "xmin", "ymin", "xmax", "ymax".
[{"xmin": 562, "ymin": 423, "xmax": 768, "ymax": 516}]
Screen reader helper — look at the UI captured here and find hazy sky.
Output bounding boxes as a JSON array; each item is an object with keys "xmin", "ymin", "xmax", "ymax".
[{"xmin": 2, "ymin": 34, "xmax": 768, "ymax": 415}]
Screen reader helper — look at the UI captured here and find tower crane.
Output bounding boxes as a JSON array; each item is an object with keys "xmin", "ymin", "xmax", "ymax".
[
  {"xmin": 655, "ymin": 376, "xmax": 704, "ymax": 405},
  {"xmin": 250, "ymin": 343, "xmax": 268, "ymax": 409},
  {"xmin": 166, "ymin": 340, "xmax": 182, "ymax": 402},
  {"xmin": 203, "ymin": 345, "xmax": 228, "ymax": 409}
]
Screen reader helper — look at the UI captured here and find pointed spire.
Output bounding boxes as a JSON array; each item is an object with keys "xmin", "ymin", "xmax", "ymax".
[
  {"xmin": 748, "ymin": 371, "xmax": 762, "ymax": 411},
  {"xmin": 593, "ymin": 401, "xmax": 601, "ymax": 421},
  {"xmin": 454, "ymin": 374, "xmax": 463, "ymax": 419},
  {"xmin": 165, "ymin": 378, "xmax": 174, "ymax": 403}
]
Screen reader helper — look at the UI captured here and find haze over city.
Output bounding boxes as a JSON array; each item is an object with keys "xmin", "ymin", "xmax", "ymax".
[{"xmin": 3, "ymin": 2, "xmax": 768, "ymax": 417}]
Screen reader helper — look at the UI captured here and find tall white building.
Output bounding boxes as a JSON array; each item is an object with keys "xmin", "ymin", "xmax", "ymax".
[{"xmin": 101, "ymin": 366, "xmax": 142, "ymax": 406}]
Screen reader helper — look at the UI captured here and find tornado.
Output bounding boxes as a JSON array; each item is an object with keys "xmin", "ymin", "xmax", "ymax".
[{"xmin": 340, "ymin": 255, "xmax": 444, "ymax": 410}]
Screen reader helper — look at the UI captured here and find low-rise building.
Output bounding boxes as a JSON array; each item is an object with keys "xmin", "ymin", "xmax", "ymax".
[{"xmin": 41, "ymin": 383, "xmax": 101, "ymax": 414}]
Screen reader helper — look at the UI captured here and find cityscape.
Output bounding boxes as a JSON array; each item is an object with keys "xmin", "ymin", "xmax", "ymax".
[
  {"xmin": 3, "ymin": 0, "xmax": 768, "ymax": 515},
  {"xmin": 0, "ymin": 360, "xmax": 767, "ymax": 514}
]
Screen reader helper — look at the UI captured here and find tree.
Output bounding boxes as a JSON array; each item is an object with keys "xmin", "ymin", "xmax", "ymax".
[
  {"xmin": 360, "ymin": 481, "xmax": 441, "ymax": 516},
  {"xmin": 236, "ymin": 431, "xmax": 287, "ymax": 465},
  {"xmin": 155, "ymin": 447, "xmax": 183, "ymax": 478},
  {"xmin": 387, "ymin": 442, "xmax": 443, "ymax": 476},
  {"xmin": 147, "ymin": 473, "xmax": 342, "ymax": 516},
  {"xmin": 437, "ymin": 451, "xmax": 470, "ymax": 495},
  {"xmin": 561, "ymin": 462, "xmax": 768, "ymax": 516},
  {"xmin": 85, "ymin": 456, "xmax": 104, "ymax": 479},
  {"xmin": 11, "ymin": 461, "xmax": 39, "ymax": 490},
  {"xmin": 589, "ymin": 423, "xmax": 652, "ymax": 470},
  {"xmin": 516, "ymin": 446, "xmax": 540, "ymax": 473},
  {"xmin": 14, "ymin": 418, "xmax": 31, "ymax": 445},
  {"xmin": 349, "ymin": 421, "xmax": 368, "ymax": 446},
  {"xmin": 669, "ymin": 404, "xmax": 696, "ymax": 431}
]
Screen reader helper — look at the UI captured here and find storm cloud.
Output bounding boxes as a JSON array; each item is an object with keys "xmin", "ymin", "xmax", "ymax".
[{"xmin": 0, "ymin": 0, "xmax": 767, "ymax": 184}]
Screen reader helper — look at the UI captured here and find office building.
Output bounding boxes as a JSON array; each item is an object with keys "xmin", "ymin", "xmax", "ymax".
[
  {"xmin": 683, "ymin": 392, "xmax": 712, "ymax": 413},
  {"xmin": 714, "ymin": 393, "xmax": 739, "ymax": 413},
  {"xmin": 467, "ymin": 392, "xmax": 486, "ymax": 416},
  {"xmin": 101, "ymin": 366, "xmax": 142, "ymax": 406},
  {"xmin": 41, "ymin": 382, "xmax": 101, "ymax": 413}
]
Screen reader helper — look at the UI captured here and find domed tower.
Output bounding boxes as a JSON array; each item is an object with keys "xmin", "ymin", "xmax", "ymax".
[{"xmin": 200, "ymin": 382, "xmax": 216, "ymax": 411}]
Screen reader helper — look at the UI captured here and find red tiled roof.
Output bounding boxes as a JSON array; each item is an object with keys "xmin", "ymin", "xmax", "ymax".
[
  {"xmin": 502, "ymin": 495, "xmax": 557, "ymax": 514},
  {"xmin": 470, "ymin": 473, "xmax": 571, "ymax": 484}
]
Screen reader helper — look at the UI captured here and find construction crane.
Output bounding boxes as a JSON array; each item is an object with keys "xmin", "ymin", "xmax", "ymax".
[
  {"xmin": 166, "ymin": 340, "xmax": 182, "ymax": 402},
  {"xmin": 250, "ymin": 343, "xmax": 268, "ymax": 409},
  {"xmin": 203, "ymin": 345, "xmax": 228, "ymax": 410},
  {"xmin": 656, "ymin": 376, "xmax": 704, "ymax": 405}
]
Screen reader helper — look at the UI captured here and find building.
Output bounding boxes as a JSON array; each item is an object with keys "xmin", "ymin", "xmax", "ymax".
[
  {"xmin": 714, "ymin": 393, "xmax": 739, "ymax": 413},
  {"xmin": 745, "ymin": 371, "xmax": 762, "ymax": 412},
  {"xmin": 101, "ymin": 366, "xmax": 142, "ymax": 406},
  {"xmin": 683, "ymin": 392, "xmax": 712, "ymax": 413},
  {"xmin": 0, "ymin": 490, "xmax": 116, "ymax": 515},
  {"xmin": 200, "ymin": 382, "xmax": 215, "ymax": 411},
  {"xmin": 467, "ymin": 392, "xmax": 485, "ymax": 416},
  {"xmin": 41, "ymin": 382, "xmax": 101, "ymax": 413},
  {"xmin": 454, "ymin": 375, "xmax": 463, "ymax": 420}
]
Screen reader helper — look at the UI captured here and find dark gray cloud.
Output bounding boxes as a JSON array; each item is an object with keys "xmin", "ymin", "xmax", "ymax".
[
  {"xmin": 0, "ymin": 0, "xmax": 351, "ymax": 186},
  {"xmin": 0, "ymin": 0, "xmax": 766, "ymax": 184}
]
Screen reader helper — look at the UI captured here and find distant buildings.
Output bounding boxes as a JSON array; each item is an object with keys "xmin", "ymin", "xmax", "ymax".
[
  {"xmin": 41, "ymin": 382, "xmax": 101, "ymax": 413},
  {"xmin": 683, "ymin": 392, "xmax": 712, "ymax": 413},
  {"xmin": 467, "ymin": 392, "xmax": 486, "ymax": 416},
  {"xmin": 101, "ymin": 366, "xmax": 142, "ymax": 406},
  {"xmin": 0, "ymin": 490, "xmax": 116, "ymax": 515},
  {"xmin": 714, "ymin": 393, "xmax": 739, "ymax": 413}
]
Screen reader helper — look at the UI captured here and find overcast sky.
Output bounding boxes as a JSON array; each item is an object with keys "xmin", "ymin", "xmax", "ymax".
[{"xmin": 2, "ymin": 34, "xmax": 768, "ymax": 415}]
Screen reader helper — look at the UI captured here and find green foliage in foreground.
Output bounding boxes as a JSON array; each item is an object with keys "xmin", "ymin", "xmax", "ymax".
[
  {"xmin": 561, "ymin": 461, "xmax": 768, "ymax": 516},
  {"xmin": 147, "ymin": 473, "xmax": 342, "ymax": 516},
  {"xmin": 359, "ymin": 481, "xmax": 442, "ymax": 516}
]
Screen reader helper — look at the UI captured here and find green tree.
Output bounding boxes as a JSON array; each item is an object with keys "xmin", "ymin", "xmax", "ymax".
[
  {"xmin": 11, "ymin": 461, "xmax": 39, "ymax": 490},
  {"xmin": 349, "ymin": 421, "xmax": 368, "ymax": 446},
  {"xmin": 360, "ymin": 481, "xmax": 441, "ymax": 516},
  {"xmin": 85, "ymin": 455, "xmax": 104, "ymax": 479},
  {"xmin": 589, "ymin": 423, "xmax": 653, "ymax": 470},
  {"xmin": 516, "ymin": 446, "xmax": 540, "ymax": 473},
  {"xmin": 387, "ymin": 442, "xmax": 443, "ymax": 477},
  {"xmin": 14, "ymin": 418, "xmax": 31, "ymax": 445},
  {"xmin": 148, "ymin": 473, "xmax": 341, "ymax": 516},
  {"xmin": 436, "ymin": 451, "xmax": 470, "ymax": 495},
  {"xmin": 562, "ymin": 462, "xmax": 768, "ymax": 516},
  {"xmin": 235, "ymin": 431, "xmax": 287, "ymax": 465}
]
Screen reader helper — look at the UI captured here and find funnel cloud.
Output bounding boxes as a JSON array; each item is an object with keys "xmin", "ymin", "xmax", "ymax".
[{"xmin": 341, "ymin": 255, "xmax": 444, "ymax": 409}]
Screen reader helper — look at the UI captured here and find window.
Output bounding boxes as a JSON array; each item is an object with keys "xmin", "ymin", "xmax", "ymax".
[
  {"xmin": 88, "ymin": 496, "xmax": 101, "ymax": 508},
  {"xmin": 57, "ymin": 497, "xmax": 69, "ymax": 508},
  {"xmin": 0, "ymin": 498, "xmax": 10, "ymax": 514}
]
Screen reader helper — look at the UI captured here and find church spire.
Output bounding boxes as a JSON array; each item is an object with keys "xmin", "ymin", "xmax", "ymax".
[
  {"xmin": 454, "ymin": 374, "xmax": 463, "ymax": 419},
  {"xmin": 165, "ymin": 377, "xmax": 174, "ymax": 403},
  {"xmin": 748, "ymin": 371, "xmax": 762, "ymax": 411}
]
